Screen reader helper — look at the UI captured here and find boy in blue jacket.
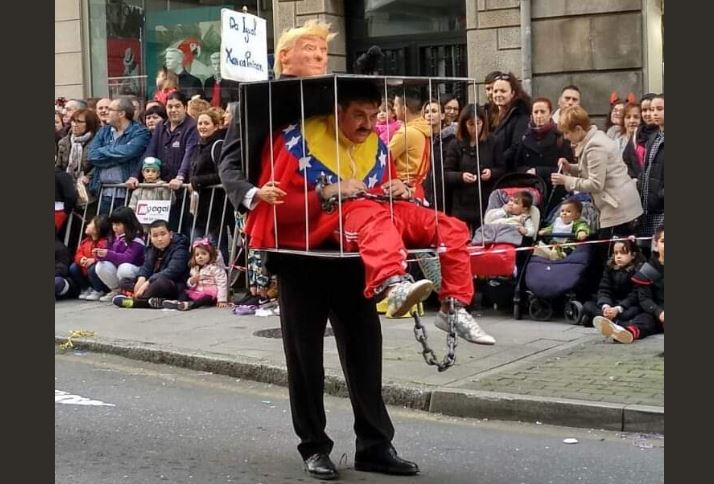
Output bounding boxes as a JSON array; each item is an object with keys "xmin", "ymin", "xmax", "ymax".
[{"xmin": 112, "ymin": 219, "xmax": 190, "ymax": 308}]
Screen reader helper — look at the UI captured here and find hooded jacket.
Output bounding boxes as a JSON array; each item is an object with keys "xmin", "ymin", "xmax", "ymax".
[{"xmin": 388, "ymin": 117, "xmax": 432, "ymax": 196}]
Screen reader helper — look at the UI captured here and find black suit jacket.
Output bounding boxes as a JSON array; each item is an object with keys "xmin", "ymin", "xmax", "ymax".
[
  {"xmin": 203, "ymin": 77, "xmax": 241, "ymax": 107},
  {"xmin": 178, "ymin": 71, "xmax": 204, "ymax": 99}
]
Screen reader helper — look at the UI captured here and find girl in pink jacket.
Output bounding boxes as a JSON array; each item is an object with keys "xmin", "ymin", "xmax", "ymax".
[{"xmin": 162, "ymin": 238, "xmax": 229, "ymax": 311}]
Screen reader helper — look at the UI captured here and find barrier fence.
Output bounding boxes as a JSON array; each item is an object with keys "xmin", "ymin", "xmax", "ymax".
[{"xmin": 61, "ymin": 182, "xmax": 244, "ymax": 288}]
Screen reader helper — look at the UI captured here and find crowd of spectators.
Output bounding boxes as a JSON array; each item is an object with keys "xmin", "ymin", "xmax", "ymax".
[{"xmin": 54, "ymin": 69, "xmax": 664, "ymax": 343}]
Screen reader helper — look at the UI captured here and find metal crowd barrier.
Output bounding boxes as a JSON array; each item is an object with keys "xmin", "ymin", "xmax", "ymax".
[{"xmin": 62, "ymin": 182, "xmax": 244, "ymax": 286}]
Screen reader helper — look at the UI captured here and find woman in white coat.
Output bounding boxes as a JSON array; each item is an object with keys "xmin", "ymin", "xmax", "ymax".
[{"xmin": 551, "ymin": 105, "xmax": 642, "ymax": 238}]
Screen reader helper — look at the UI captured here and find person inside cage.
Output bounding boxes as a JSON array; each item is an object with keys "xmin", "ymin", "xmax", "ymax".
[{"xmin": 246, "ymin": 78, "xmax": 495, "ymax": 347}]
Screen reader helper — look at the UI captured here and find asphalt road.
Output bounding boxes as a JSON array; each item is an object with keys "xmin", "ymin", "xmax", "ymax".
[{"xmin": 55, "ymin": 351, "xmax": 664, "ymax": 484}]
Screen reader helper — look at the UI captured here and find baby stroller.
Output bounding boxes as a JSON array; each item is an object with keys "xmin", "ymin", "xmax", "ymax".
[
  {"xmin": 469, "ymin": 173, "xmax": 548, "ymax": 316},
  {"xmin": 522, "ymin": 193, "xmax": 600, "ymax": 322}
]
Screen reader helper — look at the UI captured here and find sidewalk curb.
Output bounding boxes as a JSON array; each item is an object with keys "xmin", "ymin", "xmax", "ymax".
[{"xmin": 56, "ymin": 336, "xmax": 663, "ymax": 434}]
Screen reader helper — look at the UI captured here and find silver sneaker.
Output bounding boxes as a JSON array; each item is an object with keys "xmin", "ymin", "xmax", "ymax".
[
  {"xmin": 99, "ymin": 289, "xmax": 120, "ymax": 302},
  {"xmin": 385, "ymin": 279, "xmax": 433, "ymax": 318},
  {"xmin": 435, "ymin": 307, "xmax": 495, "ymax": 345},
  {"xmin": 593, "ymin": 316, "xmax": 633, "ymax": 344}
]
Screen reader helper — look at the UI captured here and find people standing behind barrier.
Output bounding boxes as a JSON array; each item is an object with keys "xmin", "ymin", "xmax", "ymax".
[
  {"xmin": 490, "ymin": 72, "xmax": 531, "ymax": 172},
  {"xmin": 581, "ymin": 237, "xmax": 645, "ymax": 327},
  {"xmin": 375, "ymin": 98, "xmax": 401, "ymax": 145},
  {"xmin": 422, "ymin": 99, "xmax": 456, "ymax": 213},
  {"xmin": 56, "ymin": 109, "xmax": 101, "ymax": 186},
  {"xmin": 595, "ymin": 225, "xmax": 664, "ymax": 343},
  {"xmin": 187, "ymin": 97, "xmax": 211, "ymax": 119},
  {"xmin": 188, "ymin": 110, "xmax": 233, "ymax": 257},
  {"xmin": 637, "ymin": 94, "xmax": 664, "ymax": 238},
  {"xmin": 87, "ymin": 96, "xmax": 151, "ymax": 214},
  {"xmin": 70, "ymin": 215, "xmax": 112, "ymax": 300},
  {"xmin": 389, "ymin": 88, "xmax": 432, "ymax": 199},
  {"xmin": 127, "ymin": 91, "xmax": 199, "ymax": 232},
  {"xmin": 444, "ymin": 103, "xmax": 504, "ymax": 233},
  {"xmin": 441, "ymin": 94, "xmax": 460, "ymax": 129},
  {"xmin": 513, "ymin": 97, "xmax": 574, "ymax": 210},
  {"xmin": 144, "ymin": 104, "xmax": 167, "ymax": 133},
  {"xmin": 55, "ymin": 111, "xmax": 65, "ymax": 148},
  {"xmin": 551, "ymin": 85, "xmax": 581, "ymax": 125},
  {"xmin": 605, "ymin": 98, "xmax": 628, "ymax": 157},
  {"xmin": 620, "ymin": 103, "xmax": 644, "ymax": 179},
  {"xmin": 551, "ymin": 105, "xmax": 643, "ymax": 238},
  {"xmin": 90, "ymin": 206, "xmax": 145, "ymax": 301},
  {"xmin": 482, "ymin": 71, "xmax": 502, "ymax": 132},
  {"xmin": 95, "ymin": 98, "xmax": 112, "ymax": 126},
  {"xmin": 161, "ymin": 238, "xmax": 229, "ymax": 311},
  {"xmin": 112, "ymin": 219, "xmax": 190, "ymax": 309},
  {"xmin": 55, "ymin": 166, "xmax": 78, "ymax": 234},
  {"xmin": 153, "ymin": 67, "xmax": 179, "ymax": 106}
]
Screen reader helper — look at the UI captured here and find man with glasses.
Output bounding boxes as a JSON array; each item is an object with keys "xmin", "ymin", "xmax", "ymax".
[
  {"xmin": 552, "ymin": 85, "xmax": 581, "ymax": 124},
  {"xmin": 87, "ymin": 96, "xmax": 151, "ymax": 214}
]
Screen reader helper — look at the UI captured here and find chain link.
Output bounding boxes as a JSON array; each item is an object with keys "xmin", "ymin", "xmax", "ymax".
[{"xmin": 411, "ymin": 298, "xmax": 457, "ymax": 372}]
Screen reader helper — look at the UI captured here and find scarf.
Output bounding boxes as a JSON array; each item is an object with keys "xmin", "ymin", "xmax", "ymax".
[
  {"xmin": 67, "ymin": 131, "xmax": 93, "ymax": 177},
  {"xmin": 527, "ymin": 120, "xmax": 556, "ymax": 140}
]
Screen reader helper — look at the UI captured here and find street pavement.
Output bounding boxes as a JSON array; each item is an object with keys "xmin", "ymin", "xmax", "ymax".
[{"xmin": 55, "ymin": 298, "xmax": 664, "ymax": 434}]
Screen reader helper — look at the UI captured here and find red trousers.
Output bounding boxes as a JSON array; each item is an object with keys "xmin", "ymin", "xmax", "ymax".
[{"xmin": 339, "ymin": 199, "xmax": 473, "ymax": 305}]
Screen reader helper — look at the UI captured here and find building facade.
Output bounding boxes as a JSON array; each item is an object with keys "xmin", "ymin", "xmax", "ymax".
[{"xmin": 56, "ymin": 0, "xmax": 663, "ymax": 120}]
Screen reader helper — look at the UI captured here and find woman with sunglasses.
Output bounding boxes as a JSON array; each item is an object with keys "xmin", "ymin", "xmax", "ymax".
[{"xmin": 490, "ymin": 72, "xmax": 531, "ymax": 172}]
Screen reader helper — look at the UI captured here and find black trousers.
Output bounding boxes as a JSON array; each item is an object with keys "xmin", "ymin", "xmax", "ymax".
[
  {"xmin": 119, "ymin": 275, "xmax": 180, "ymax": 308},
  {"xmin": 270, "ymin": 254, "xmax": 395, "ymax": 460},
  {"xmin": 623, "ymin": 312, "xmax": 663, "ymax": 340}
]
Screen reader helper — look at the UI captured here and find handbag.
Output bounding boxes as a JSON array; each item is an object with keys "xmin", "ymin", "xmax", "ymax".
[{"xmin": 75, "ymin": 174, "xmax": 95, "ymax": 208}]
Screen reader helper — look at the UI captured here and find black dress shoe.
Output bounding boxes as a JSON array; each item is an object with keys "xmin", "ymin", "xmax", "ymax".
[
  {"xmin": 354, "ymin": 444, "xmax": 419, "ymax": 475},
  {"xmin": 304, "ymin": 453, "xmax": 338, "ymax": 480}
]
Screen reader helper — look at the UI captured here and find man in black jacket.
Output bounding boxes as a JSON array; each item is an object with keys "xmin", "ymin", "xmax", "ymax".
[
  {"xmin": 219, "ymin": 20, "xmax": 419, "ymax": 482},
  {"xmin": 112, "ymin": 219, "xmax": 190, "ymax": 309}
]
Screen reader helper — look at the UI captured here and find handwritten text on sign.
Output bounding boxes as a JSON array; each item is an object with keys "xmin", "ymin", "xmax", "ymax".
[
  {"xmin": 135, "ymin": 200, "xmax": 171, "ymax": 224},
  {"xmin": 220, "ymin": 8, "xmax": 268, "ymax": 82}
]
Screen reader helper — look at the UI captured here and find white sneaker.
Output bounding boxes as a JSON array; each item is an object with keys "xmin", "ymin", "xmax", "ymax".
[
  {"xmin": 99, "ymin": 289, "xmax": 120, "ymax": 302},
  {"xmin": 77, "ymin": 288, "xmax": 92, "ymax": 300},
  {"xmin": 593, "ymin": 316, "xmax": 633, "ymax": 344},
  {"xmin": 435, "ymin": 307, "xmax": 496, "ymax": 345},
  {"xmin": 84, "ymin": 289, "xmax": 106, "ymax": 301},
  {"xmin": 385, "ymin": 279, "xmax": 434, "ymax": 318}
]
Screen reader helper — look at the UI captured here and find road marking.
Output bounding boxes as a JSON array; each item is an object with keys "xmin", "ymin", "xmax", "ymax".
[{"xmin": 55, "ymin": 390, "xmax": 115, "ymax": 407}]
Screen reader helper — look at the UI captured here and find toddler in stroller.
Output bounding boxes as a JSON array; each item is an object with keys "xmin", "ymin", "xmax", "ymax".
[
  {"xmin": 469, "ymin": 173, "xmax": 546, "ymax": 313},
  {"xmin": 523, "ymin": 194, "xmax": 599, "ymax": 321}
]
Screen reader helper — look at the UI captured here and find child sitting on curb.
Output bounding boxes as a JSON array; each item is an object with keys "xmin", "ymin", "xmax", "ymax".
[
  {"xmin": 112, "ymin": 219, "xmax": 190, "ymax": 309},
  {"xmin": 71, "ymin": 214, "xmax": 112, "ymax": 300},
  {"xmin": 594, "ymin": 225, "xmax": 664, "ymax": 343},
  {"xmin": 162, "ymin": 238, "xmax": 229, "ymax": 311}
]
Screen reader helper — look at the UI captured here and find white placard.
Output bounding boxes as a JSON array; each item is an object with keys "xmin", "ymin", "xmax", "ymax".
[
  {"xmin": 220, "ymin": 8, "xmax": 268, "ymax": 82},
  {"xmin": 135, "ymin": 200, "xmax": 172, "ymax": 224}
]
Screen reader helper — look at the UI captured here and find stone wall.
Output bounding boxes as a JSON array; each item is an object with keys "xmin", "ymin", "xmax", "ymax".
[
  {"xmin": 273, "ymin": 0, "xmax": 347, "ymax": 73},
  {"xmin": 468, "ymin": 0, "xmax": 648, "ymax": 121},
  {"xmin": 55, "ymin": 0, "xmax": 86, "ymax": 99}
]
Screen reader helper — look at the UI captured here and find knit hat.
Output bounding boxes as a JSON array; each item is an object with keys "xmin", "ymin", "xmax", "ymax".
[{"xmin": 142, "ymin": 157, "xmax": 162, "ymax": 170}]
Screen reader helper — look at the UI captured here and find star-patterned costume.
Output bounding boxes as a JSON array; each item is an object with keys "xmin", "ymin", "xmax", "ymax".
[{"xmin": 246, "ymin": 115, "xmax": 474, "ymax": 302}]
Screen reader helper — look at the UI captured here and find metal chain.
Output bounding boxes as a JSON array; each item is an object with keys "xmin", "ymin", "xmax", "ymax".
[{"xmin": 411, "ymin": 298, "xmax": 457, "ymax": 372}]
